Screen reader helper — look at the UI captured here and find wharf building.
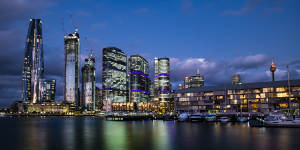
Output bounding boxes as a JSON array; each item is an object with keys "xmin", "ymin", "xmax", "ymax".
[
  {"xmin": 128, "ymin": 55, "xmax": 150, "ymax": 103},
  {"xmin": 64, "ymin": 29, "xmax": 80, "ymax": 107},
  {"xmin": 22, "ymin": 19, "xmax": 44, "ymax": 103},
  {"xmin": 81, "ymin": 53, "xmax": 96, "ymax": 111},
  {"xmin": 102, "ymin": 47, "xmax": 128, "ymax": 104},
  {"xmin": 184, "ymin": 70, "xmax": 204, "ymax": 88},
  {"xmin": 175, "ymin": 80, "xmax": 300, "ymax": 114},
  {"xmin": 154, "ymin": 57, "xmax": 171, "ymax": 102}
]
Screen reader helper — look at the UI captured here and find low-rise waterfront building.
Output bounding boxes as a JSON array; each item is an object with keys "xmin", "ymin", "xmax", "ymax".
[
  {"xmin": 111, "ymin": 101, "xmax": 174, "ymax": 113},
  {"xmin": 27, "ymin": 102, "xmax": 70, "ymax": 114},
  {"xmin": 175, "ymin": 80, "xmax": 300, "ymax": 114}
]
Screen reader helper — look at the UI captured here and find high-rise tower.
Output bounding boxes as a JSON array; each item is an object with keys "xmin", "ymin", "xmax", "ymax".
[
  {"xmin": 154, "ymin": 57, "xmax": 171, "ymax": 102},
  {"xmin": 129, "ymin": 55, "xmax": 149, "ymax": 103},
  {"xmin": 64, "ymin": 29, "xmax": 80, "ymax": 106},
  {"xmin": 102, "ymin": 47, "xmax": 127, "ymax": 103},
  {"xmin": 22, "ymin": 19, "xmax": 44, "ymax": 103},
  {"xmin": 82, "ymin": 52, "xmax": 96, "ymax": 111},
  {"xmin": 270, "ymin": 59, "xmax": 276, "ymax": 82}
]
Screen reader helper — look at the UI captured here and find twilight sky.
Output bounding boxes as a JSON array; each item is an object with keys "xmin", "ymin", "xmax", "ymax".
[{"xmin": 0, "ymin": 0, "xmax": 300, "ymax": 106}]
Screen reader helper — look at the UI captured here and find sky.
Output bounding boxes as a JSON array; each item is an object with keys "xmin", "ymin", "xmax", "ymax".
[{"xmin": 0, "ymin": 0, "xmax": 300, "ymax": 106}]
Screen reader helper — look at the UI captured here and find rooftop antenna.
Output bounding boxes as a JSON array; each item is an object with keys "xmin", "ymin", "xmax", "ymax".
[{"xmin": 197, "ymin": 69, "xmax": 200, "ymax": 75}]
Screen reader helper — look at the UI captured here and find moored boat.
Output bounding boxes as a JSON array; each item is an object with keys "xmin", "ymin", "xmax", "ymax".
[
  {"xmin": 219, "ymin": 116, "xmax": 231, "ymax": 123},
  {"xmin": 190, "ymin": 113, "xmax": 204, "ymax": 122},
  {"xmin": 237, "ymin": 117, "xmax": 248, "ymax": 122},
  {"xmin": 205, "ymin": 114, "xmax": 216, "ymax": 122},
  {"xmin": 178, "ymin": 113, "xmax": 189, "ymax": 122}
]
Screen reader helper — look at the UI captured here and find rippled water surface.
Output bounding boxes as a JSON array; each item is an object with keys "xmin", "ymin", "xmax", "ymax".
[{"xmin": 0, "ymin": 117, "xmax": 300, "ymax": 150}]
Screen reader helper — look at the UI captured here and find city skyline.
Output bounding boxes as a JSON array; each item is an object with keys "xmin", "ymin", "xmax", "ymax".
[{"xmin": 0, "ymin": 0, "xmax": 300, "ymax": 106}]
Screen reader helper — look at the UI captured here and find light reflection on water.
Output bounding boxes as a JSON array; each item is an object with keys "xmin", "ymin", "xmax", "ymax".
[{"xmin": 1, "ymin": 117, "xmax": 300, "ymax": 150}]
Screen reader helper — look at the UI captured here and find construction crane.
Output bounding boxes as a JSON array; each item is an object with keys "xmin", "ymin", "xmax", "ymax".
[
  {"xmin": 69, "ymin": 12, "xmax": 77, "ymax": 31},
  {"xmin": 60, "ymin": 16, "xmax": 66, "ymax": 36}
]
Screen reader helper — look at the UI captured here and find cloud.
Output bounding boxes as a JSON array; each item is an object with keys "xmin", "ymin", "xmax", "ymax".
[
  {"xmin": 222, "ymin": 0, "xmax": 284, "ymax": 16},
  {"xmin": 0, "ymin": 0, "xmax": 54, "ymax": 29},
  {"xmin": 230, "ymin": 54, "xmax": 270, "ymax": 70}
]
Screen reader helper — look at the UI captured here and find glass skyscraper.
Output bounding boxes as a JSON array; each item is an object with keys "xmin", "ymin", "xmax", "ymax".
[
  {"xmin": 39, "ymin": 79, "xmax": 56, "ymax": 102},
  {"xmin": 129, "ymin": 55, "xmax": 149, "ymax": 103},
  {"xmin": 22, "ymin": 19, "xmax": 44, "ymax": 103},
  {"xmin": 154, "ymin": 57, "xmax": 171, "ymax": 102},
  {"xmin": 64, "ymin": 29, "xmax": 80, "ymax": 105},
  {"xmin": 82, "ymin": 53, "xmax": 96, "ymax": 111},
  {"xmin": 102, "ymin": 47, "xmax": 127, "ymax": 103}
]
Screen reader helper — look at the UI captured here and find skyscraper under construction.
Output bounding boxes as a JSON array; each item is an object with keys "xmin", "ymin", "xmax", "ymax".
[
  {"xmin": 82, "ymin": 52, "xmax": 96, "ymax": 111},
  {"xmin": 22, "ymin": 19, "xmax": 44, "ymax": 103},
  {"xmin": 64, "ymin": 29, "xmax": 80, "ymax": 106}
]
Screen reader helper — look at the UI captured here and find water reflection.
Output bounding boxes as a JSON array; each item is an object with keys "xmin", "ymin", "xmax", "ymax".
[{"xmin": 1, "ymin": 117, "xmax": 300, "ymax": 150}]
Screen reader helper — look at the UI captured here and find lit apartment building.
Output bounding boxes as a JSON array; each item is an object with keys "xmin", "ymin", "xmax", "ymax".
[{"xmin": 175, "ymin": 80, "xmax": 300, "ymax": 114}]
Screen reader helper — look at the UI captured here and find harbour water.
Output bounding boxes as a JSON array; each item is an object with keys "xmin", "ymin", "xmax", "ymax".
[{"xmin": 0, "ymin": 117, "xmax": 300, "ymax": 150}]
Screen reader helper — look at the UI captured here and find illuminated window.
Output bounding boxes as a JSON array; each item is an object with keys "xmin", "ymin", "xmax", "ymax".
[
  {"xmin": 260, "ymin": 93, "xmax": 265, "ymax": 98},
  {"xmin": 277, "ymin": 92, "xmax": 288, "ymax": 97},
  {"xmin": 279, "ymin": 103, "xmax": 288, "ymax": 108},
  {"xmin": 276, "ymin": 87, "xmax": 286, "ymax": 92},
  {"xmin": 217, "ymin": 96, "xmax": 224, "ymax": 100},
  {"xmin": 204, "ymin": 92, "xmax": 213, "ymax": 96},
  {"xmin": 251, "ymin": 104, "xmax": 258, "ymax": 109}
]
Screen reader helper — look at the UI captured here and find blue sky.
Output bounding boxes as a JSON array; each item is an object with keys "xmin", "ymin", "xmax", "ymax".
[{"xmin": 0, "ymin": 0, "xmax": 300, "ymax": 106}]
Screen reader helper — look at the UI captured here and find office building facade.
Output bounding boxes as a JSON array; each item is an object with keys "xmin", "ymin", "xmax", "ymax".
[
  {"xmin": 184, "ymin": 70, "xmax": 204, "ymax": 88},
  {"xmin": 129, "ymin": 55, "xmax": 149, "ymax": 103},
  {"xmin": 64, "ymin": 29, "xmax": 80, "ymax": 105},
  {"xmin": 40, "ymin": 79, "xmax": 56, "ymax": 102},
  {"xmin": 102, "ymin": 47, "xmax": 127, "ymax": 103},
  {"xmin": 82, "ymin": 53, "xmax": 96, "ymax": 111},
  {"xmin": 22, "ymin": 19, "xmax": 44, "ymax": 103},
  {"xmin": 154, "ymin": 57, "xmax": 171, "ymax": 102}
]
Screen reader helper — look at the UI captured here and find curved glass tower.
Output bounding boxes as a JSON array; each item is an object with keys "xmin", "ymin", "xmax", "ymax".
[
  {"xmin": 82, "ymin": 53, "xmax": 96, "ymax": 111},
  {"xmin": 154, "ymin": 57, "xmax": 171, "ymax": 102},
  {"xmin": 129, "ymin": 55, "xmax": 149, "ymax": 103},
  {"xmin": 22, "ymin": 19, "xmax": 44, "ymax": 103},
  {"xmin": 64, "ymin": 29, "xmax": 80, "ymax": 105}
]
